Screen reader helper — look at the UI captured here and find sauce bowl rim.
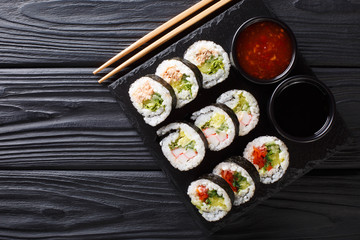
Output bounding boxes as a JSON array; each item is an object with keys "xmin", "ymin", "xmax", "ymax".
[
  {"xmin": 231, "ymin": 16, "xmax": 298, "ymax": 85},
  {"xmin": 268, "ymin": 75, "xmax": 336, "ymax": 143}
]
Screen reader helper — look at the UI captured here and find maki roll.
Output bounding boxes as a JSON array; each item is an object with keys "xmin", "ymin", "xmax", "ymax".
[
  {"xmin": 191, "ymin": 104, "xmax": 239, "ymax": 151},
  {"xmin": 129, "ymin": 75, "xmax": 176, "ymax": 126},
  {"xmin": 184, "ymin": 40, "xmax": 230, "ymax": 89},
  {"xmin": 157, "ymin": 122, "xmax": 207, "ymax": 171},
  {"xmin": 217, "ymin": 90, "xmax": 260, "ymax": 136},
  {"xmin": 187, "ymin": 174, "xmax": 234, "ymax": 222},
  {"xmin": 243, "ymin": 136, "xmax": 289, "ymax": 184},
  {"xmin": 213, "ymin": 158, "xmax": 256, "ymax": 206},
  {"xmin": 155, "ymin": 58, "xmax": 202, "ymax": 108}
]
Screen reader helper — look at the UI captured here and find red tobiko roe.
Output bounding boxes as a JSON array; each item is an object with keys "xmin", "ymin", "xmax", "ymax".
[{"xmin": 235, "ymin": 20, "xmax": 293, "ymax": 80}]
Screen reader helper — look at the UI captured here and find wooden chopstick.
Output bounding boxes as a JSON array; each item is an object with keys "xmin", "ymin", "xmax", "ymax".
[
  {"xmin": 93, "ymin": 0, "xmax": 216, "ymax": 75},
  {"xmin": 98, "ymin": 0, "xmax": 233, "ymax": 83}
]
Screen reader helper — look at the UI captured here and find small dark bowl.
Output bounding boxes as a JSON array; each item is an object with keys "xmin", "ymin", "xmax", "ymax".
[
  {"xmin": 231, "ymin": 17, "xmax": 297, "ymax": 84},
  {"xmin": 268, "ymin": 76, "xmax": 336, "ymax": 143}
]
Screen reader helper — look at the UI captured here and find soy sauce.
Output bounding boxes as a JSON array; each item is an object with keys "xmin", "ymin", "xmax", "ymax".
[{"xmin": 273, "ymin": 81, "xmax": 330, "ymax": 138}]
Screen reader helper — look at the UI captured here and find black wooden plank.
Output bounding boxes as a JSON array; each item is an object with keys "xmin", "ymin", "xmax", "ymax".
[
  {"xmin": 264, "ymin": 0, "xmax": 360, "ymax": 67},
  {"xmin": 0, "ymin": 0, "xmax": 359, "ymax": 67},
  {"xmin": 0, "ymin": 68, "xmax": 359, "ymax": 170},
  {"xmin": 0, "ymin": 170, "xmax": 358, "ymax": 240}
]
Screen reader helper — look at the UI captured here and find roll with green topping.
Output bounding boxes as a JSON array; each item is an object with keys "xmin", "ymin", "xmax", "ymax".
[
  {"xmin": 155, "ymin": 58, "xmax": 202, "ymax": 108},
  {"xmin": 191, "ymin": 104, "xmax": 239, "ymax": 151},
  {"xmin": 243, "ymin": 136, "xmax": 289, "ymax": 184},
  {"xmin": 157, "ymin": 122, "xmax": 207, "ymax": 171},
  {"xmin": 213, "ymin": 157, "xmax": 257, "ymax": 206},
  {"xmin": 184, "ymin": 40, "xmax": 230, "ymax": 89},
  {"xmin": 129, "ymin": 74, "xmax": 176, "ymax": 126},
  {"xmin": 217, "ymin": 90, "xmax": 260, "ymax": 136},
  {"xmin": 187, "ymin": 174, "xmax": 234, "ymax": 222}
]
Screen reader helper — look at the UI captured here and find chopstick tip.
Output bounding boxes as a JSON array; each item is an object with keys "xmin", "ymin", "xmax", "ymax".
[{"xmin": 98, "ymin": 78, "xmax": 106, "ymax": 84}]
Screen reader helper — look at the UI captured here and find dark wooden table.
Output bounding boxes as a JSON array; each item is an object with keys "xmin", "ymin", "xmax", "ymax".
[{"xmin": 0, "ymin": 0, "xmax": 359, "ymax": 239}]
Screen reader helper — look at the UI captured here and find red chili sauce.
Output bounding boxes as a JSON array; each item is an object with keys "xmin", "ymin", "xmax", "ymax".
[{"xmin": 235, "ymin": 21, "xmax": 293, "ymax": 80}]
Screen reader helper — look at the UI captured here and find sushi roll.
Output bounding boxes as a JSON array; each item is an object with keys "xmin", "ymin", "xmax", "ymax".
[
  {"xmin": 243, "ymin": 136, "xmax": 289, "ymax": 184},
  {"xmin": 184, "ymin": 40, "xmax": 230, "ymax": 89},
  {"xmin": 129, "ymin": 75, "xmax": 176, "ymax": 126},
  {"xmin": 187, "ymin": 174, "xmax": 234, "ymax": 222},
  {"xmin": 155, "ymin": 58, "xmax": 202, "ymax": 108},
  {"xmin": 217, "ymin": 90, "xmax": 260, "ymax": 136},
  {"xmin": 191, "ymin": 104, "xmax": 239, "ymax": 151},
  {"xmin": 213, "ymin": 157, "xmax": 256, "ymax": 206},
  {"xmin": 157, "ymin": 122, "xmax": 207, "ymax": 171}
]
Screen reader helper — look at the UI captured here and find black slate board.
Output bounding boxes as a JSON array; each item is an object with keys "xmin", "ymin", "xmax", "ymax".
[{"xmin": 109, "ymin": 0, "xmax": 349, "ymax": 234}]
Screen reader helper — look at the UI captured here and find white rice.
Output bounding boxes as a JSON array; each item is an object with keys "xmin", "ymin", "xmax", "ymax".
[
  {"xmin": 217, "ymin": 90, "xmax": 260, "ymax": 136},
  {"xmin": 213, "ymin": 161, "xmax": 255, "ymax": 206},
  {"xmin": 155, "ymin": 59, "xmax": 200, "ymax": 108},
  {"xmin": 184, "ymin": 40, "xmax": 230, "ymax": 89},
  {"xmin": 187, "ymin": 178, "xmax": 232, "ymax": 222},
  {"xmin": 129, "ymin": 76, "xmax": 173, "ymax": 126},
  {"xmin": 243, "ymin": 136, "xmax": 289, "ymax": 184},
  {"xmin": 157, "ymin": 123, "xmax": 206, "ymax": 171},
  {"xmin": 191, "ymin": 105, "xmax": 236, "ymax": 151}
]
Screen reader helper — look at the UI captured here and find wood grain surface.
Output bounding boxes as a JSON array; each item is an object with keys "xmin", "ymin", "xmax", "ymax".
[
  {"xmin": 0, "ymin": 0, "xmax": 359, "ymax": 239},
  {"xmin": 0, "ymin": 0, "xmax": 359, "ymax": 68},
  {"xmin": 0, "ymin": 170, "xmax": 359, "ymax": 240}
]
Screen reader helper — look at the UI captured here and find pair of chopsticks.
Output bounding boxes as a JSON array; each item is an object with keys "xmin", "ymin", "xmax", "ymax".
[{"xmin": 94, "ymin": 0, "xmax": 233, "ymax": 83}]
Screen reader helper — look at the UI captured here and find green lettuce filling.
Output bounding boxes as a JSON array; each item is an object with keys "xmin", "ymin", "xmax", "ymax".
[
  {"xmin": 192, "ymin": 189, "xmax": 227, "ymax": 212},
  {"xmin": 168, "ymin": 130, "xmax": 196, "ymax": 151},
  {"xmin": 261, "ymin": 142, "xmax": 282, "ymax": 172},
  {"xmin": 233, "ymin": 172, "xmax": 250, "ymax": 191},
  {"xmin": 198, "ymin": 56, "xmax": 224, "ymax": 75},
  {"xmin": 171, "ymin": 73, "xmax": 192, "ymax": 97},
  {"xmin": 205, "ymin": 190, "xmax": 225, "ymax": 207},
  {"xmin": 142, "ymin": 93, "xmax": 164, "ymax": 112},
  {"xmin": 201, "ymin": 113, "xmax": 229, "ymax": 134},
  {"xmin": 232, "ymin": 92, "xmax": 250, "ymax": 113}
]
